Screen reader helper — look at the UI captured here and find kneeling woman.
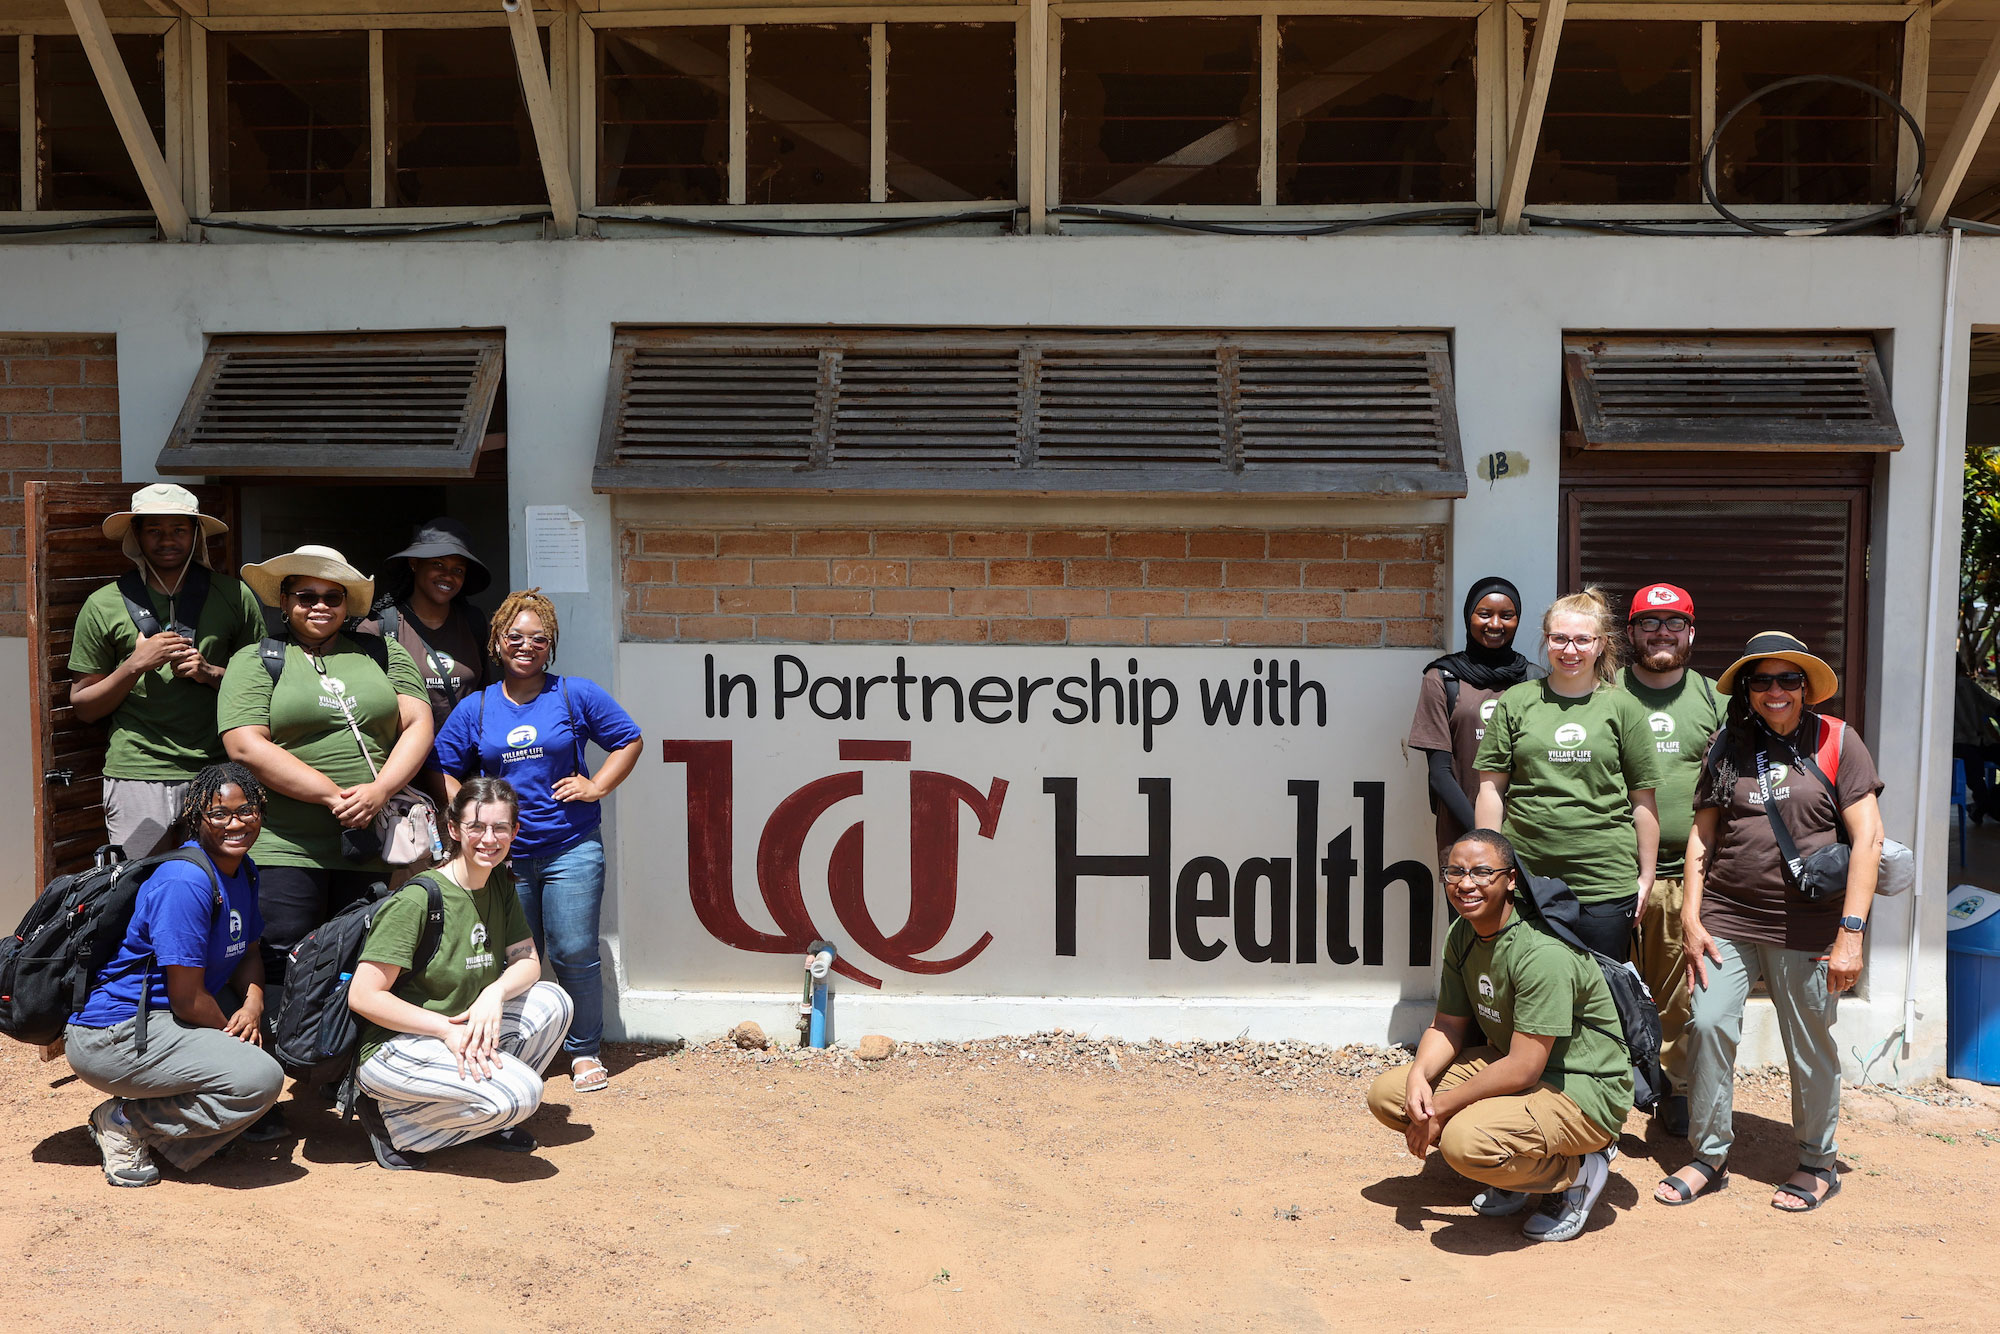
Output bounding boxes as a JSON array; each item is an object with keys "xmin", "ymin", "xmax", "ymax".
[
  {"xmin": 346, "ymin": 777, "xmax": 573, "ymax": 1170},
  {"xmin": 67, "ymin": 763, "xmax": 286, "ymax": 1187}
]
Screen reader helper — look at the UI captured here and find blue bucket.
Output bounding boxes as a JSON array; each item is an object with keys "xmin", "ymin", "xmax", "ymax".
[{"xmin": 1947, "ymin": 885, "xmax": 2000, "ymax": 1084}]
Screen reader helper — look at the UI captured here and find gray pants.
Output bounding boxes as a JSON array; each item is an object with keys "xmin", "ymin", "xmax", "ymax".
[
  {"xmin": 102, "ymin": 778, "xmax": 190, "ymax": 860},
  {"xmin": 65, "ymin": 1012, "xmax": 285, "ymax": 1171},
  {"xmin": 1686, "ymin": 932, "xmax": 1841, "ymax": 1172}
]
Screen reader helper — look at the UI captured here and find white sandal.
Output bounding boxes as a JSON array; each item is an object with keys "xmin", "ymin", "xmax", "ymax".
[{"xmin": 571, "ymin": 1056, "xmax": 609, "ymax": 1092}]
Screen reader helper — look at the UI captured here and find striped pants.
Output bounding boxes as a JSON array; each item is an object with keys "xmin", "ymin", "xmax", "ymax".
[{"xmin": 356, "ymin": 981, "xmax": 573, "ymax": 1154}]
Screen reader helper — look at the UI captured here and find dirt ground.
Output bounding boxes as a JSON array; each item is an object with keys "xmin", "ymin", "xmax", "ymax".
[{"xmin": 2, "ymin": 1035, "xmax": 1997, "ymax": 1334}]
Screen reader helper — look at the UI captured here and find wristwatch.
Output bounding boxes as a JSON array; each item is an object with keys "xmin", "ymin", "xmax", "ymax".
[{"xmin": 1838, "ymin": 914, "xmax": 1867, "ymax": 933}]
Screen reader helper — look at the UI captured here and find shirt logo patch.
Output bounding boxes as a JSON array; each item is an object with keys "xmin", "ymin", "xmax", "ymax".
[
  {"xmin": 228, "ymin": 909, "xmax": 243, "ymax": 942},
  {"xmin": 1477, "ymin": 973, "xmax": 1494, "ymax": 998},
  {"xmin": 465, "ymin": 922, "xmax": 494, "ymax": 971},
  {"xmin": 323, "ymin": 676, "xmax": 347, "ymax": 697},
  {"xmin": 507, "ymin": 724, "xmax": 537, "ymax": 749},
  {"xmin": 1553, "ymin": 722, "xmax": 1587, "ymax": 746},
  {"xmin": 1767, "ymin": 762, "xmax": 1790, "ymax": 787},
  {"xmin": 1648, "ymin": 711, "xmax": 1675, "ymax": 736},
  {"xmin": 1480, "ymin": 699, "xmax": 1498, "ymax": 723}
]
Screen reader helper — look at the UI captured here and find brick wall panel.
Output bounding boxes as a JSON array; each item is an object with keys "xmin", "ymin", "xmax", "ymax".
[
  {"xmin": 0, "ymin": 336, "xmax": 120, "ymax": 637},
  {"xmin": 622, "ymin": 524, "xmax": 1446, "ymax": 650}
]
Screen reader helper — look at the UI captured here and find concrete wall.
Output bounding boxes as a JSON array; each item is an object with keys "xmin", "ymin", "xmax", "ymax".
[{"xmin": 0, "ymin": 230, "xmax": 1978, "ymax": 1077}]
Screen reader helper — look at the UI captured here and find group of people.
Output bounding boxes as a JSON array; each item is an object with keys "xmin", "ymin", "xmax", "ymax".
[
  {"xmin": 62, "ymin": 485, "xmax": 642, "ymax": 1183},
  {"xmin": 1384, "ymin": 579, "xmax": 1885, "ymax": 1239}
]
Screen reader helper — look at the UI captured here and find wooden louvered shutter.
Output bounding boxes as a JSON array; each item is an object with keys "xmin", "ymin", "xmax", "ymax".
[
  {"xmin": 158, "ymin": 332, "xmax": 504, "ymax": 478},
  {"xmin": 1563, "ymin": 334, "xmax": 1901, "ymax": 452},
  {"xmin": 1560, "ymin": 456, "xmax": 1870, "ymax": 735},
  {"xmin": 595, "ymin": 328, "xmax": 1464, "ymax": 496}
]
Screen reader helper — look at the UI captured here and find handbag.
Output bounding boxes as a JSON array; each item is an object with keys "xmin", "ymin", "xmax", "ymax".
[
  {"xmin": 1754, "ymin": 745, "xmax": 1911, "ymax": 902},
  {"xmin": 311, "ymin": 655, "xmax": 440, "ymax": 867}
]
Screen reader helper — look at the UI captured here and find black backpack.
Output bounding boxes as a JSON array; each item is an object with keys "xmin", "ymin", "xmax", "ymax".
[
  {"xmin": 270, "ymin": 874, "xmax": 443, "ymax": 1113},
  {"xmin": 1456, "ymin": 872, "xmax": 1667, "ymax": 1115},
  {"xmin": 0, "ymin": 846, "xmax": 224, "ymax": 1056}
]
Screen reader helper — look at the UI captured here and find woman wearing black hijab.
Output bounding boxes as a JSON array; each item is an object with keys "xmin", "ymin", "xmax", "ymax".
[{"xmin": 1405, "ymin": 577, "xmax": 1542, "ymax": 854}]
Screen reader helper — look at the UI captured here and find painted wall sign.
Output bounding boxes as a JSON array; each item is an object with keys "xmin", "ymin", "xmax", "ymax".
[{"xmin": 615, "ymin": 646, "xmax": 1441, "ymax": 1001}]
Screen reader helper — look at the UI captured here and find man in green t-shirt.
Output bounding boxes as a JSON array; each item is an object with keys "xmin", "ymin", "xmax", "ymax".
[
  {"xmin": 67, "ymin": 485, "xmax": 268, "ymax": 857},
  {"xmin": 1618, "ymin": 583, "xmax": 1723, "ymax": 1140},
  {"xmin": 1368, "ymin": 829, "xmax": 1633, "ymax": 1244}
]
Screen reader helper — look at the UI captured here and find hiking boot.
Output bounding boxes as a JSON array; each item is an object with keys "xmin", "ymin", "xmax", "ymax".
[
  {"xmin": 87, "ymin": 1099, "xmax": 159, "ymax": 1188},
  {"xmin": 1522, "ymin": 1148, "xmax": 1613, "ymax": 1243},
  {"xmin": 477, "ymin": 1125, "xmax": 538, "ymax": 1154},
  {"xmin": 354, "ymin": 1095, "xmax": 425, "ymax": 1171},
  {"xmin": 241, "ymin": 1106, "xmax": 290, "ymax": 1144}
]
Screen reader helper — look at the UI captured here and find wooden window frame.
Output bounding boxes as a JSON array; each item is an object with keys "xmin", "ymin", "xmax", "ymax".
[
  {"xmin": 1510, "ymin": 3, "xmax": 1929, "ymax": 225},
  {"xmin": 0, "ymin": 16, "xmax": 179, "ymax": 224},
  {"xmin": 1047, "ymin": 1, "xmax": 1496, "ymax": 227},
  {"xmin": 584, "ymin": 7, "xmax": 1027, "ymax": 222}
]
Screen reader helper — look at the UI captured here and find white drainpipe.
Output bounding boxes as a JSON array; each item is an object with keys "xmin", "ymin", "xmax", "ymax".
[{"xmin": 1907, "ymin": 225, "xmax": 1963, "ymax": 1052}]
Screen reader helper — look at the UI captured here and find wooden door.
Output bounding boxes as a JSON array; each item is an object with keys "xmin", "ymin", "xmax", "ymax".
[{"xmin": 26, "ymin": 482, "xmax": 239, "ymax": 891}]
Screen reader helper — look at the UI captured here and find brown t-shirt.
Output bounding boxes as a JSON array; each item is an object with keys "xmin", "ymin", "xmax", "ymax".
[
  {"xmin": 1695, "ymin": 719, "xmax": 1883, "ymax": 952},
  {"xmin": 376, "ymin": 602, "xmax": 491, "ymax": 733},
  {"xmin": 1407, "ymin": 668, "xmax": 1510, "ymax": 853}
]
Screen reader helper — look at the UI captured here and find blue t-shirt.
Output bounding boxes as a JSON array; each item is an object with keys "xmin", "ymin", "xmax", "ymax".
[
  {"xmin": 74, "ymin": 845, "xmax": 263, "ymax": 1028},
  {"xmin": 433, "ymin": 674, "xmax": 643, "ymax": 859}
]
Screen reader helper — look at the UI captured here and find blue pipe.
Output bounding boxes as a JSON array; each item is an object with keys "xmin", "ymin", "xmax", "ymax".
[{"xmin": 807, "ymin": 939, "xmax": 836, "ymax": 1049}]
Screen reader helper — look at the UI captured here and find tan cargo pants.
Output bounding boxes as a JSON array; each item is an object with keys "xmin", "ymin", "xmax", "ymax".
[
  {"xmin": 1367, "ymin": 1049, "xmax": 1615, "ymax": 1194},
  {"xmin": 1636, "ymin": 874, "xmax": 1692, "ymax": 1094}
]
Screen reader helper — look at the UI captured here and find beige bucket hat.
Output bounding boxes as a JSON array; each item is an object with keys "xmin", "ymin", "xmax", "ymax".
[
  {"xmin": 1715, "ymin": 630, "xmax": 1839, "ymax": 706},
  {"xmin": 101, "ymin": 484, "xmax": 228, "ymax": 568},
  {"xmin": 240, "ymin": 545, "xmax": 375, "ymax": 612}
]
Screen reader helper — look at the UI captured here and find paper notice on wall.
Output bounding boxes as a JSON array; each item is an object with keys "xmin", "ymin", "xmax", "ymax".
[{"xmin": 525, "ymin": 505, "xmax": 588, "ymax": 593}]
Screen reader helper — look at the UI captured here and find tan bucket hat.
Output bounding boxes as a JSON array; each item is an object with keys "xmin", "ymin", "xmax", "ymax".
[
  {"xmin": 1715, "ymin": 630, "xmax": 1839, "ymax": 705},
  {"xmin": 240, "ymin": 545, "xmax": 375, "ymax": 612},
  {"xmin": 101, "ymin": 484, "xmax": 228, "ymax": 568}
]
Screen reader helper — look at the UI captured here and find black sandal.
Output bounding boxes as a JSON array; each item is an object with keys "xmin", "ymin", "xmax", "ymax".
[
  {"xmin": 1772, "ymin": 1165, "xmax": 1840, "ymax": 1213},
  {"xmin": 1656, "ymin": 1159, "xmax": 1729, "ymax": 1206}
]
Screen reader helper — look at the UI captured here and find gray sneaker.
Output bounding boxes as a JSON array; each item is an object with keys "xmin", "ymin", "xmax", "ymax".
[
  {"xmin": 1522, "ymin": 1147, "xmax": 1613, "ymax": 1243},
  {"xmin": 1471, "ymin": 1187, "xmax": 1533, "ymax": 1217},
  {"xmin": 87, "ymin": 1099, "xmax": 159, "ymax": 1188}
]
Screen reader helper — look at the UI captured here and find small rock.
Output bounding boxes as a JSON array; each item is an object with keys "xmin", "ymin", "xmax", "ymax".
[
  {"xmin": 857, "ymin": 1034, "xmax": 895, "ymax": 1061},
  {"xmin": 731, "ymin": 1021, "xmax": 769, "ymax": 1051}
]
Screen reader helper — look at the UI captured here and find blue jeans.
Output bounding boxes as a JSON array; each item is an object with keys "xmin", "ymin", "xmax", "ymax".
[{"xmin": 511, "ymin": 828, "xmax": 605, "ymax": 1060}]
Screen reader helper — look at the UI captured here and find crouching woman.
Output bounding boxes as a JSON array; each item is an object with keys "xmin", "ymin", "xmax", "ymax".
[
  {"xmin": 346, "ymin": 777, "xmax": 573, "ymax": 1170},
  {"xmin": 67, "ymin": 762, "xmax": 286, "ymax": 1187},
  {"xmin": 1367, "ymin": 829, "xmax": 1633, "ymax": 1243}
]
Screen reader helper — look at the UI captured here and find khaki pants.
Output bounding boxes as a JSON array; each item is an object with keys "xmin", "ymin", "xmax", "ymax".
[
  {"xmin": 1367, "ymin": 1049, "xmax": 1615, "ymax": 1194},
  {"xmin": 1636, "ymin": 874, "xmax": 1692, "ymax": 1094}
]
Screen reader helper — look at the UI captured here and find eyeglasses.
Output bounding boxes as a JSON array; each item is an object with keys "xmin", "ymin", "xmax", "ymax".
[
  {"xmin": 200, "ymin": 806, "xmax": 262, "ymax": 827},
  {"xmin": 458, "ymin": 821, "xmax": 516, "ymax": 839},
  {"xmin": 501, "ymin": 632, "xmax": 551, "ymax": 650},
  {"xmin": 1439, "ymin": 865, "xmax": 1512, "ymax": 884},
  {"xmin": 1631, "ymin": 616, "xmax": 1691, "ymax": 634},
  {"xmin": 289, "ymin": 588, "xmax": 346, "ymax": 608},
  {"xmin": 1746, "ymin": 671, "xmax": 1808, "ymax": 694},
  {"xmin": 1547, "ymin": 634, "xmax": 1598, "ymax": 650}
]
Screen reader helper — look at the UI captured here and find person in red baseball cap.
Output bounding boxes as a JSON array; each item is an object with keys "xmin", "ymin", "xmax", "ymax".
[{"xmin": 1618, "ymin": 582, "xmax": 1724, "ymax": 1140}]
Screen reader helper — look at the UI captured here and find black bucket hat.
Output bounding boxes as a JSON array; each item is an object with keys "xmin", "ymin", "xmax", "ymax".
[{"xmin": 387, "ymin": 517, "xmax": 491, "ymax": 597}]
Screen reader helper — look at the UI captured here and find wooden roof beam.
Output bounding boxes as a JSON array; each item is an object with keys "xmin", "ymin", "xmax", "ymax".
[
  {"xmin": 502, "ymin": 0, "xmax": 578, "ymax": 237},
  {"xmin": 62, "ymin": 0, "xmax": 189, "ymax": 240},
  {"xmin": 1918, "ymin": 26, "xmax": 2000, "ymax": 231},
  {"xmin": 1497, "ymin": 0, "xmax": 1566, "ymax": 234}
]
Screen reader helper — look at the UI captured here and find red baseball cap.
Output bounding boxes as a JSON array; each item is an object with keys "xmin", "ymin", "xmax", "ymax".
[{"xmin": 1629, "ymin": 583, "xmax": 1695, "ymax": 621}]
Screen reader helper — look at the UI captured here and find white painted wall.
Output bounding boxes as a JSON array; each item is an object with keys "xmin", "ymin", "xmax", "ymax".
[{"xmin": 0, "ymin": 230, "xmax": 1979, "ymax": 1077}]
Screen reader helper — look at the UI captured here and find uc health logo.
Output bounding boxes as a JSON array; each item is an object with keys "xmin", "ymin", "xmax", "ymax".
[{"xmin": 660, "ymin": 739, "xmax": 1007, "ymax": 988}]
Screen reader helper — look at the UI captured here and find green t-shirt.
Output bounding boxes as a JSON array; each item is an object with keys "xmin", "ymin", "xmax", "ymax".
[
  {"xmin": 355, "ymin": 867, "xmax": 533, "ymax": 1065},
  {"xmin": 1617, "ymin": 669, "xmax": 1724, "ymax": 877},
  {"xmin": 1472, "ymin": 680, "xmax": 1663, "ymax": 902},
  {"xmin": 1439, "ymin": 911, "xmax": 1635, "ymax": 1138},
  {"xmin": 214, "ymin": 634, "xmax": 427, "ymax": 869},
  {"xmin": 66, "ymin": 573, "xmax": 269, "ymax": 781}
]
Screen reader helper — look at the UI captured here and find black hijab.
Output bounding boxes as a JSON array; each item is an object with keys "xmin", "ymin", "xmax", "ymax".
[{"xmin": 1424, "ymin": 576, "xmax": 1538, "ymax": 691}]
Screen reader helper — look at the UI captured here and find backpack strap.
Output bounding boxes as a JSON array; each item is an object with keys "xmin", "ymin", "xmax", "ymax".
[
  {"xmin": 387, "ymin": 601, "xmax": 468, "ymax": 707},
  {"xmin": 406, "ymin": 873, "xmax": 448, "ymax": 972},
  {"xmin": 117, "ymin": 565, "xmax": 211, "ymax": 641},
  {"xmin": 261, "ymin": 631, "xmax": 389, "ymax": 683},
  {"xmin": 1814, "ymin": 716, "xmax": 1845, "ymax": 786},
  {"xmin": 117, "ymin": 570, "xmax": 163, "ymax": 639},
  {"xmin": 559, "ymin": 676, "xmax": 587, "ymax": 776},
  {"xmin": 1438, "ymin": 668, "xmax": 1460, "ymax": 723},
  {"xmin": 378, "ymin": 602, "xmax": 400, "ymax": 640},
  {"xmin": 476, "ymin": 685, "xmax": 492, "ymax": 779},
  {"xmin": 259, "ymin": 636, "xmax": 288, "ymax": 684}
]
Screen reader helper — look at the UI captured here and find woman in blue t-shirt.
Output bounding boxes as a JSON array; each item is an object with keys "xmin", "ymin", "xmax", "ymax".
[
  {"xmin": 65, "ymin": 762, "xmax": 286, "ymax": 1187},
  {"xmin": 433, "ymin": 588, "xmax": 643, "ymax": 1093}
]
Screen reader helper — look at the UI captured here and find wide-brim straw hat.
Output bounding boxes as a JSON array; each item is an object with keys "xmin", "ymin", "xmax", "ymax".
[
  {"xmin": 385, "ymin": 516, "xmax": 491, "ymax": 597},
  {"xmin": 241, "ymin": 545, "xmax": 374, "ymax": 612},
  {"xmin": 102, "ymin": 484, "xmax": 227, "ymax": 568},
  {"xmin": 1716, "ymin": 630, "xmax": 1839, "ymax": 705}
]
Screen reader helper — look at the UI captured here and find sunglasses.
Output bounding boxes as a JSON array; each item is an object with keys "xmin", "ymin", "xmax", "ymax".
[
  {"xmin": 1745, "ymin": 671, "xmax": 1808, "ymax": 693},
  {"xmin": 502, "ymin": 631, "xmax": 551, "ymax": 650},
  {"xmin": 289, "ymin": 588, "xmax": 347, "ymax": 609}
]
